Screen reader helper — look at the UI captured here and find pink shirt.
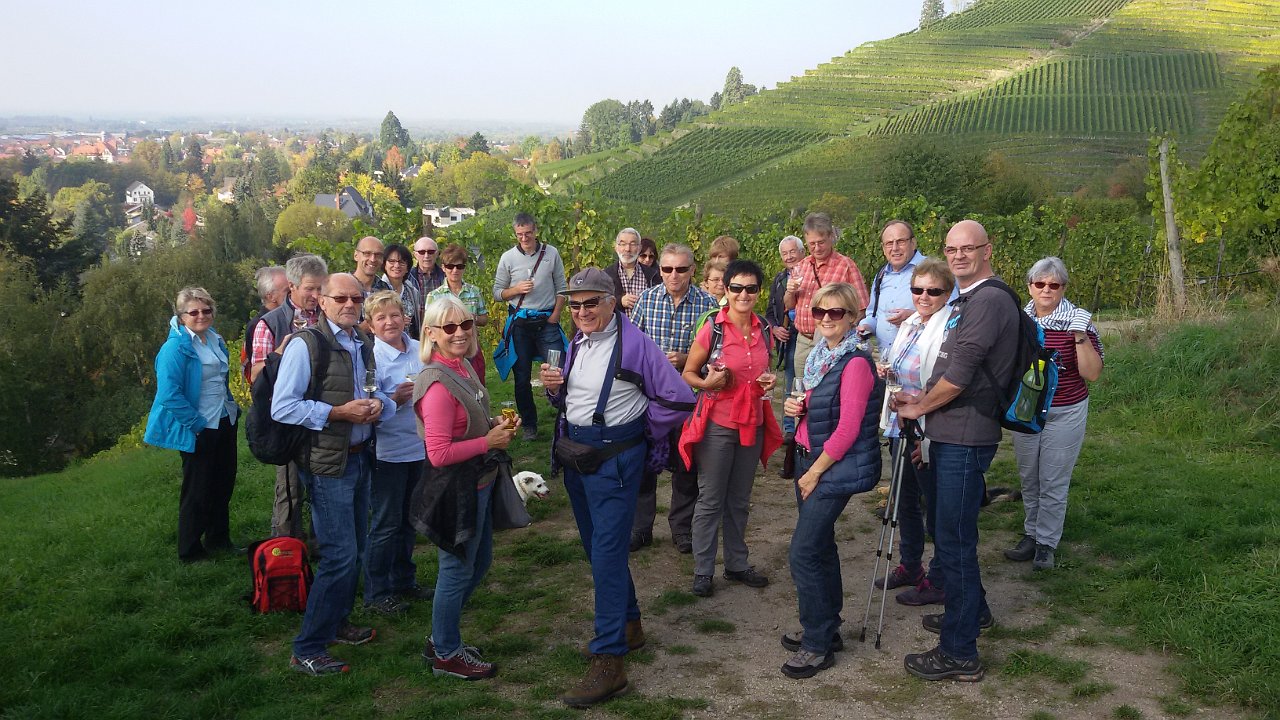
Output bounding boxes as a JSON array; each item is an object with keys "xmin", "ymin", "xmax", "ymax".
[
  {"xmin": 415, "ymin": 355, "xmax": 489, "ymax": 471},
  {"xmin": 796, "ymin": 355, "xmax": 874, "ymax": 462},
  {"xmin": 693, "ymin": 310, "xmax": 771, "ymax": 430}
]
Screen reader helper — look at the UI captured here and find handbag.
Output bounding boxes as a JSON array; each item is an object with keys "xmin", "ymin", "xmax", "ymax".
[
  {"xmin": 492, "ymin": 245, "xmax": 548, "ymax": 381},
  {"xmin": 554, "ymin": 435, "xmax": 644, "ymax": 475}
]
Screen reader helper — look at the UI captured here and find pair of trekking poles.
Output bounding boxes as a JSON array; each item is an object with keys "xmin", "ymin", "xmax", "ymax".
[{"xmin": 860, "ymin": 419, "xmax": 923, "ymax": 649}]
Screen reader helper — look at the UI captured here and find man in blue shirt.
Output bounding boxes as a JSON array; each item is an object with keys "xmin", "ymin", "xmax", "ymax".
[
  {"xmin": 857, "ymin": 220, "xmax": 926, "ymax": 354},
  {"xmin": 272, "ymin": 272, "xmax": 398, "ymax": 676}
]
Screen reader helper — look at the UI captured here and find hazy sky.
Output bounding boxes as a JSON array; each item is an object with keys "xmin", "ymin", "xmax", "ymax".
[{"xmin": 3, "ymin": 1, "xmax": 920, "ymax": 129}]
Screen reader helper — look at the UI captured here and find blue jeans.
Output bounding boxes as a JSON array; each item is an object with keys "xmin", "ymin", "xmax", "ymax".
[
  {"xmin": 782, "ymin": 337, "xmax": 796, "ymax": 435},
  {"xmin": 431, "ymin": 480, "xmax": 494, "ymax": 659},
  {"xmin": 511, "ymin": 318, "xmax": 564, "ymax": 431},
  {"xmin": 562, "ymin": 422, "xmax": 646, "ymax": 655},
  {"xmin": 293, "ymin": 450, "xmax": 371, "ymax": 657},
  {"xmin": 928, "ymin": 441, "xmax": 995, "ymax": 661},
  {"xmin": 364, "ymin": 459, "xmax": 422, "ymax": 604},
  {"xmin": 788, "ymin": 485, "xmax": 852, "ymax": 654},
  {"xmin": 893, "ymin": 437, "xmax": 942, "ymax": 587}
]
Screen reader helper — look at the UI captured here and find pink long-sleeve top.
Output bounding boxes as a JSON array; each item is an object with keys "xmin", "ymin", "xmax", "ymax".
[
  {"xmin": 414, "ymin": 355, "xmax": 490, "ymax": 483},
  {"xmin": 796, "ymin": 357, "xmax": 874, "ymax": 462}
]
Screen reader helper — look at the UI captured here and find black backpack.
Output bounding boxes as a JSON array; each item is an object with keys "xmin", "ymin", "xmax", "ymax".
[{"xmin": 245, "ymin": 328, "xmax": 332, "ymax": 465}]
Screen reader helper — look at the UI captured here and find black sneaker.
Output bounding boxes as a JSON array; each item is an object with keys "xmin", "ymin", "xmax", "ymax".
[
  {"xmin": 672, "ymin": 534, "xmax": 693, "ymax": 554},
  {"xmin": 921, "ymin": 609, "xmax": 994, "ymax": 634},
  {"xmin": 628, "ymin": 530, "xmax": 652, "ymax": 553},
  {"xmin": 692, "ymin": 574, "xmax": 714, "ymax": 597},
  {"xmin": 1004, "ymin": 535, "xmax": 1036, "ymax": 562},
  {"xmin": 723, "ymin": 567, "xmax": 769, "ymax": 588},
  {"xmin": 1032, "ymin": 544, "xmax": 1056, "ymax": 570},
  {"xmin": 397, "ymin": 585, "xmax": 435, "ymax": 601},
  {"xmin": 780, "ymin": 630, "xmax": 844, "ymax": 653},
  {"xmin": 781, "ymin": 648, "xmax": 835, "ymax": 679},
  {"xmin": 332, "ymin": 621, "xmax": 376, "ymax": 645},
  {"xmin": 904, "ymin": 647, "xmax": 984, "ymax": 681},
  {"xmin": 290, "ymin": 652, "xmax": 350, "ymax": 676},
  {"xmin": 365, "ymin": 596, "xmax": 409, "ymax": 616},
  {"xmin": 874, "ymin": 563, "xmax": 925, "ymax": 590}
]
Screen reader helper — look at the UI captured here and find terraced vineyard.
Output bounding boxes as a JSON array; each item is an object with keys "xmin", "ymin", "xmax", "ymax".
[{"xmin": 927, "ymin": 0, "xmax": 1132, "ymax": 30}]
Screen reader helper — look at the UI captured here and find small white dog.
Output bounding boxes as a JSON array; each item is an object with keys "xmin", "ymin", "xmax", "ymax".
[{"xmin": 512, "ymin": 471, "xmax": 550, "ymax": 506}]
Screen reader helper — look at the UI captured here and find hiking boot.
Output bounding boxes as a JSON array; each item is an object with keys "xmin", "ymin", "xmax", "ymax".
[
  {"xmin": 364, "ymin": 596, "xmax": 409, "ymax": 616},
  {"xmin": 397, "ymin": 585, "xmax": 434, "ymax": 601},
  {"xmin": 780, "ymin": 648, "xmax": 835, "ymax": 679},
  {"xmin": 422, "ymin": 638, "xmax": 482, "ymax": 662},
  {"xmin": 1004, "ymin": 535, "xmax": 1036, "ymax": 562},
  {"xmin": 290, "ymin": 652, "xmax": 350, "ymax": 676},
  {"xmin": 579, "ymin": 619, "xmax": 646, "ymax": 658},
  {"xmin": 896, "ymin": 578, "xmax": 945, "ymax": 606},
  {"xmin": 780, "ymin": 630, "xmax": 844, "ymax": 653},
  {"xmin": 672, "ymin": 534, "xmax": 693, "ymax": 554},
  {"xmin": 433, "ymin": 646, "xmax": 496, "ymax": 680},
  {"xmin": 1032, "ymin": 543, "xmax": 1055, "ymax": 570},
  {"xmin": 332, "ymin": 621, "xmax": 376, "ymax": 646},
  {"xmin": 921, "ymin": 609, "xmax": 994, "ymax": 634},
  {"xmin": 875, "ymin": 563, "xmax": 925, "ymax": 590},
  {"xmin": 723, "ymin": 567, "xmax": 769, "ymax": 588},
  {"xmin": 692, "ymin": 574, "xmax": 714, "ymax": 597},
  {"xmin": 561, "ymin": 654, "xmax": 630, "ymax": 708},
  {"xmin": 904, "ymin": 646, "xmax": 984, "ymax": 681},
  {"xmin": 628, "ymin": 530, "xmax": 652, "ymax": 553},
  {"xmin": 521, "ymin": 427, "xmax": 538, "ymax": 441}
]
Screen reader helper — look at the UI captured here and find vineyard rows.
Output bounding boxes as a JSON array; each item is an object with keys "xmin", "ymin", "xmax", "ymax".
[{"xmin": 928, "ymin": 0, "xmax": 1133, "ymax": 32}]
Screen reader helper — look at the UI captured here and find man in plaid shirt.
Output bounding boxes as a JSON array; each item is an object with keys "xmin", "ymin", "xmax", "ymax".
[
  {"xmin": 783, "ymin": 212, "xmax": 869, "ymax": 378},
  {"xmin": 630, "ymin": 244, "xmax": 718, "ymax": 554}
]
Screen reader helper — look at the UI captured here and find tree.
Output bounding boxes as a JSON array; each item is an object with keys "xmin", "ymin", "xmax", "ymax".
[
  {"xmin": 181, "ymin": 137, "xmax": 203, "ymax": 176},
  {"xmin": 544, "ymin": 138, "xmax": 564, "ymax": 162},
  {"xmin": 454, "ymin": 152, "xmax": 513, "ymax": 207},
  {"xmin": 272, "ymin": 201, "xmax": 351, "ymax": 247},
  {"xmin": 462, "ymin": 132, "xmax": 490, "ymax": 156},
  {"xmin": 581, "ymin": 99, "xmax": 631, "ymax": 152},
  {"xmin": 876, "ymin": 140, "xmax": 984, "ymax": 217},
  {"xmin": 132, "ymin": 140, "xmax": 163, "ymax": 171},
  {"xmin": 0, "ymin": 178, "xmax": 88, "ymax": 289},
  {"xmin": 710, "ymin": 91, "xmax": 723, "ymax": 111},
  {"xmin": 920, "ymin": 0, "xmax": 946, "ymax": 27},
  {"xmin": 720, "ymin": 67, "xmax": 757, "ymax": 108},
  {"xmin": 379, "ymin": 111, "xmax": 412, "ymax": 151}
]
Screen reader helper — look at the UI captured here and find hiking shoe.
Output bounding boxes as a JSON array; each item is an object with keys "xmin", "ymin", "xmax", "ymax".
[
  {"xmin": 521, "ymin": 427, "xmax": 538, "ymax": 441},
  {"xmin": 1032, "ymin": 543, "xmax": 1055, "ymax": 570},
  {"xmin": 781, "ymin": 648, "xmax": 835, "ymax": 679},
  {"xmin": 422, "ymin": 638, "xmax": 483, "ymax": 662},
  {"xmin": 290, "ymin": 652, "xmax": 350, "ymax": 676},
  {"xmin": 433, "ymin": 646, "xmax": 496, "ymax": 680},
  {"xmin": 397, "ymin": 585, "xmax": 434, "ymax": 601},
  {"xmin": 692, "ymin": 574, "xmax": 714, "ymax": 597},
  {"xmin": 724, "ymin": 567, "xmax": 769, "ymax": 588},
  {"xmin": 332, "ymin": 621, "xmax": 376, "ymax": 645},
  {"xmin": 921, "ymin": 609, "xmax": 994, "ymax": 635},
  {"xmin": 904, "ymin": 646, "xmax": 984, "ymax": 682},
  {"xmin": 896, "ymin": 578, "xmax": 945, "ymax": 606},
  {"xmin": 561, "ymin": 654, "xmax": 629, "ymax": 707},
  {"xmin": 780, "ymin": 630, "xmax": 844, "ymax": 653},
  {"xmin": 875, "ymin": 563, "xmax": 925, "ymax": 590},
  {"xmin": 672, "ymin": 534, "xmax": 693, "ymax": 554},
  {"xmin": 1004, "ymin": 535, "xmax": 1036, "ymax": 562},
  {"xmin": 364, "ymin": 596, "xmax": 409, "ymax": 616},
  {"xmin": 628, "ymin": 530, "xmax": 652, "ymax": 553}
]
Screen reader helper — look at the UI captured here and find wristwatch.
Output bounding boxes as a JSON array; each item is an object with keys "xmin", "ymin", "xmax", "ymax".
[{"xmin": 1074, "ymin": 335, "xmax": 1088, "ymax": 345}]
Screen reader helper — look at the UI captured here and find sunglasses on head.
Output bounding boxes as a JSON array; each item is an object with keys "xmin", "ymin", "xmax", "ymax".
[
  {"xmin": 325, "ymin": 294, "xmax": 365, "ymax": 305},
  {"xmin": 432, "ymin": 319, "xmax": 475, "ymax": 334},
  {"xmin": 660, "ymin": 265, "xmax": 691, "ymax": 274},
  {"xmin": 810, "ymin": 307, "xmax": 851, "ymax": 321},
  {"xmin": 567, "ymin": 295, "xmax": 607, "ymax": 311},
  {"xmin": 727, "ymin": 283, "xmax": 760, "ymax": 295},
  {"xmin": 184, "ymin": 308, "xmax": 213, "ymax": 317},
  {"xmin": 443, "ymin": 263, "xmax": 466, "ymax": 270},
  {"xmin": 910, "ymin": 286, "xmax": 946, "ymax": 297},
  {"xmin": 1031, "ymin": 281, "xmax": 1063, "ymax": 290}
]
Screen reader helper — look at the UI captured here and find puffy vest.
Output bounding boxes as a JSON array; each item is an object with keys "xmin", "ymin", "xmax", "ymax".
[
  {"xmin": 293, "ymin": 321, "xmax": 375, "ymax": 477},
  {"xmin": 801, "ymin": 349, "xmax": 884, "ymax": 497},
  {"xmin": 258, "ymin": 296, "xmax": 301, "ymax": 356}
]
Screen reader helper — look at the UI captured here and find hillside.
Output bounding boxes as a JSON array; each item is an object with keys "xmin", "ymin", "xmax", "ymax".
[{"xmin": 556, "ymin": 0, "xmax": 1280, "ymax": 211}]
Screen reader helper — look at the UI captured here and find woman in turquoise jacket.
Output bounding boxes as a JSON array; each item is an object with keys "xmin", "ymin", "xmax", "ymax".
[{"xmin": 144, "ymin": 287, "xmax": 240, "ymax": 562}]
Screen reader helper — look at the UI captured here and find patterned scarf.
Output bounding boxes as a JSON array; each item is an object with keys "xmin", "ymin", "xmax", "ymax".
[{"xmin": 803, "ymin": 328, "xmax": 863, "ymax": 390}]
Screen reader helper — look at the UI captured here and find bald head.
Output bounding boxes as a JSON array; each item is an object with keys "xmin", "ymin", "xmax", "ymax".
[
  {"xmin": 354, "ymin": 236, "xmax": 384, "ymax": 283},
  {"xmin": 413, "ymin": 236, "xmax": 438, "ymax": 271},
  {"xmin": 944, "ymin": 220, "xmax": 993, "ymax": 288}
]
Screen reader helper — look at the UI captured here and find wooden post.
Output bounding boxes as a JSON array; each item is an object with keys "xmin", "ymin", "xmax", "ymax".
[
  {"xmin": 1158, "ymin": 138, "xmax": 1187, "ymax": 313},
  {"xmin": 1215, "ymin": 234, "xmax": 1227, "ymax": 297}
]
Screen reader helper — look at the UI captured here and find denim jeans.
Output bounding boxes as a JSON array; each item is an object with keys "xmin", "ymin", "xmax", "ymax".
[
  {"xmin": 562, "ymin": 422, "xmax": 646, "ymax": 655},
  {"xmin": 511, "ymin": 318, "xmax": 564, "ymax": 431},
  {"xmin": 364, "ymin": 459, "xmax": 423, "ymax": 604},
  {"xmin": 893, "ymin": 437, "xmax": 943, "ymax": 587},
  {"xmin": 788, "ymin": 484, "xmax": 852, "ymax": 654},
  {"xmin": 293, "ymin": 450, "xmax": 371, "ymax": 657},
  {"xmin": 431, "ymin": 480, "xmax": 494, "ymax": 659},
  {"xmin": 782, "ymin": 337, "xmax": 796, "ymax": 435},
  {"xmin": 928, "ymin": 441, "xmax": 995, "ymax": 661}
]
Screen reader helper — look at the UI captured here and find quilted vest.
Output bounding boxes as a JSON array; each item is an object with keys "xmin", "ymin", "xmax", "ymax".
[
  {"xmin": 294, "ymin": 321, "xmax": 374, "ymax": 477},
  {"xmin": 802, "ymin": 349, "xmax": 884, "ymax": 497}
]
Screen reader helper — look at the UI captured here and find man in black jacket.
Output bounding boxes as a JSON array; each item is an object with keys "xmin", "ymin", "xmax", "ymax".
[
  {"xmin": 766, "ymin": 235, "xmax": 805, "ymax": 441},
  {"xmin": 604, "ymin": 228, "xmax": 659, "ymax": 314}
]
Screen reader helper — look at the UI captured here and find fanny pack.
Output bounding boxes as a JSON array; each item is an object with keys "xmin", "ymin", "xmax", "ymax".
[{"xmin": 554, "ymin": 434, "xmax": 644, "ymax": 475}]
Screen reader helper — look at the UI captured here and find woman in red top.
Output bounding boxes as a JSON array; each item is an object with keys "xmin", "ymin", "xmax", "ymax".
[{"xmin": 681, "ymin": 259, "xmax": 782, "ymax": 598}]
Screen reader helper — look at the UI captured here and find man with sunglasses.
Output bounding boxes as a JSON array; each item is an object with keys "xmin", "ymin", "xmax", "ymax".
[
  {"xmin": 857, "ymin": 220, "xmax": 933, "ymax": 353},
  {"xmin": 407, "ymin": 236, "xmax": 445, "ymax": 299},
  {"xmin": 630, "ymin": 244, "xmax": 718, "ymax": 554},
  {"xmin": 272, "ymin": 272, "xmax": 400, "ymax": 676},
  {"xmin": 896, "ymin": 220, "xmax": 1020, "ymax": 683},
  {"xmin": 539, "ymin": 268, "xmax": 695, "ymax": 708}
]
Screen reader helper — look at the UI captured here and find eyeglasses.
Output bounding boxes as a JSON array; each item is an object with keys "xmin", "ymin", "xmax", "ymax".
[
  {"xmin": 942, "ymin": 243, "xmax": 989, "ymax": 257},
  {"xmin": 384, "ymin": 258, "xmax": 407, "ymax": 265},
  {"xmin": 443, "ymin": 263, "xmax": 466, "ymax": 270},
  {"xmin": 660, "ymin": 265, "xmax": 691, "ymax": 274},
  {"xmin": 811, "ymin": 307, "xmax": 851, "ymax": 321},
  {"xmin": 356, "ymin": 250, "xmax": 384, "ymax": 259},
  {"xmin": 432, "ymin": 319, "xmax": 475, "ymax": 334},
  {"xmin": 184, "ymin": 308, "xmax": 214, "ymax": 317},
  {"xmin": 414, "ymin": 248, "xmax": 437, "ymax": 256},
  {"xmin": 325, "ymin": 294, "xmax": 365, "ymax": 305},
  {"xmin": 910, "ymin": 286, "xmax": 946, "ymax": 297},
  {"xmin": 727, "ymin": 283, "xmax": 760, "ymax": 295},
  {"xmin": 1031, "ymin": 281, "xmax": 1063, "ymax": 290},
  {"xmin": 882, "ymin": 238, "xmax": 915, "ymax": 248},
  {"xmin": 568, "ymin": 295, "xmax": 607, "ymax": 311}
]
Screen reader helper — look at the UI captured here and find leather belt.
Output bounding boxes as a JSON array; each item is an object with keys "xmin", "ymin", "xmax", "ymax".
[{"xmin": 348, "ymin": 441, "xmax": 368, "ymax": 454}]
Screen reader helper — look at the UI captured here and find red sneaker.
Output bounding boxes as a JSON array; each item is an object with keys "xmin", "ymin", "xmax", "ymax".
[{"xmin": 432, "ymin": 647, "xmax": 496, "ymax": 680}]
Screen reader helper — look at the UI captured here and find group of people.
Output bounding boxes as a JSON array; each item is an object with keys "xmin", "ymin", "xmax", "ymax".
[{"xmin": 142, "ymin": 209, "xmax": 1103, "ymax": 705}]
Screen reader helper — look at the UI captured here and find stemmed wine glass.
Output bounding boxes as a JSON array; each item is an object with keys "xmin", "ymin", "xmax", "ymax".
[{"xmin": 362, "ymin": 368, "xmax": 378, "ymax": 395}]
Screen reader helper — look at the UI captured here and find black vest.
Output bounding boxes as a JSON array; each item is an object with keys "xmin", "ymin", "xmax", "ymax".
[{"xmin": 801, "ymin": 349, "xmax": 884, "ymax": 497}]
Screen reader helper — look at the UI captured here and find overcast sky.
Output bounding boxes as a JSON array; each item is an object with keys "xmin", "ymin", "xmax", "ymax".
[{"xmin": 3, "ymin": 1, "xmax": 920, "ymax": 129}]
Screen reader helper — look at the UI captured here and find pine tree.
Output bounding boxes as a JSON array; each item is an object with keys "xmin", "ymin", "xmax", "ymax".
[{"xmin": 920, "ymin": 0, "xmax": 946, "ymax": 27}]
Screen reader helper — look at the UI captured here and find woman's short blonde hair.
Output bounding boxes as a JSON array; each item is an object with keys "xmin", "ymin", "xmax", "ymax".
[
  {"xmin": 418, "ymin": 294, "xmax": 477, "ymax": 362},
  {"xmin": 912, "ymin": 258, "xmax": 956, "ymax": 295},
  {"xmin": 703, "ymin": 258, "xmax": 727, "ymax": 280},
  {"xmin": 364, "ymin": 290, "xmax": 404, "ymax": 319},
  {"xmin": 175, "ymin": 286, "xmax": 215, "ymax": 315},
  {"xmin": 811, "ymin": 282, "xmax": 860, "ymax": 313}
]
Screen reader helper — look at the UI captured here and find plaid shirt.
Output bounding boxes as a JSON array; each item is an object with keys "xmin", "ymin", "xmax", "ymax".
[
  {"xmin": 631, "ymin": 283, "xmax": 719, "ymax": 354},
  {"xmin": 427, "ymin": 282, "xmax": 489, "ymax": 318},
  {"xmin": 250, "ymin": 304, "xmax": 319, "ymax": 366},
  {"xmin": 792, "ymin": 251, "xmax": 869, "ymax": 335},
  {"xmin": 616, "ymin": 262, "xmax": 650, "ymax": 299}
]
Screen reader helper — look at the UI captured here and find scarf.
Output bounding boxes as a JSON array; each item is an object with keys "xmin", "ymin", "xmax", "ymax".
[{"xmin": 803, "ymin": 328, "xmax": 863, "ymax": 390}]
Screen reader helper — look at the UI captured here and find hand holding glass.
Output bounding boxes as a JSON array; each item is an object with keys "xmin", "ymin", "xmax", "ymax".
[
  {"xmin": 546, "ymin": 349, "xmax": 564, "ymax": 368},
  {"xmin": 362, "ymin": 368, "xmax": 378, "ymax": 394}
]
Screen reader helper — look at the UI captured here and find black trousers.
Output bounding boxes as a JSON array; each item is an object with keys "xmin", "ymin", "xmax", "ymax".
[{"xmin": 178, "ymin": 416, "xmax": 238, "ymax": 559}]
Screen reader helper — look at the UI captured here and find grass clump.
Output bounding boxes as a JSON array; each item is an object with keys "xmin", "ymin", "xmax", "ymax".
[
  {"xmin": 1000, "ymin": 650, "xmax": 1089, "ymax": 684},
  {"xmin": 1111, "ymin": 705, "xmax": 1143, "ymax": 719},
  {"xmin": 1071, "ymin": 681, "xmax": 1116, "ymax": 699},
  {"xmin": 694, "ymin": 619, "xmax": 736, "ymax": 634}
]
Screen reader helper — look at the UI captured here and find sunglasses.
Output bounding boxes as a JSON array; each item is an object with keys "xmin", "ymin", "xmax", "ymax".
[
  {"xmin": 325, "ymin": 294, "xmax": 365, "ymax": 305},
  {"xmin": 567, "ymin": 295, "xmax": 607, "ymax": 311},
  {"xmin": 660, "ymin": 265, "xmax": 691, "ymax": 274},
  {"xmin": 184, "ymin": 308, "xmax": 214, "ymax": 317},
  {"xmin": 811, "ymin": 307, "xmax": 851, "ymax": 321},
  {"xmin": 727, "ymin": 283, "xmax": 760, "ymax": 295},
  {"xmin": 910, "ymin": 286, "xmax": 946, "ymax": 297},
  {"xmin": 1031, "ymin": 281, "xmax": 1063, "ymax": 290},
  {"xmin": 415, "ymin": 249, "xmax": 437, "ymax": 255},
  {"xmin": 443, "ymin": 263, "xmax": 466, "ymax": 270},
  {"xmin": 432, "ymin": 319, "xmax": 475, "ymax": 334}
]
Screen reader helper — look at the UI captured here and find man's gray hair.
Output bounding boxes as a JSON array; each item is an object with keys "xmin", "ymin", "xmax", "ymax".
[
  {"xmin": 1026, "ymin": 256, "xmax": 1069, "ymax": 285},
  {"xmin": 803, "ymin": 212, "xmax": 839, "ymax": 242},
  {"xmin": 659, "ymin": 243, "xmax": 695, "ymax": 266},
  {"xmin": 285, "ymin": 254, "xmax": 328, "ymax": 286},
  {"xmin": 616, "ymin": 227, "xmax": 642, "ymax": 244},
  {"xmin": 779, "ymin": 235, "xmax": 803, "ymax": 253},
  {"xmin": 255, "ymin": 266, "xmax": 285, "ymax": 301}
]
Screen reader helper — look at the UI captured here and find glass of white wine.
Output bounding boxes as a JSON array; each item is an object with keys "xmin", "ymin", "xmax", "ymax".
[
  {"xmin": 885, "ymin": 369, "xmax": 903, "ymax": 399},
  {"xmin": 790, "ymin": 378, "xmax": 806, "ymax": 402},
  {"xmin": 362, "ymin": 368, "xmax": 378, "ymax": 395},
  {"xmin": 292, "ymin": 312, "xmax": 307, "ymax": 331},
  {"xmin": 499, "ymin": 400, "xmax": 517, "ymax": 427}
]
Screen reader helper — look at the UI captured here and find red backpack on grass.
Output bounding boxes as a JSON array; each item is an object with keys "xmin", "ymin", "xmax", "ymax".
[{"xmin": 248, "ymin": 537, "xmax": 313, "ymax": 613}]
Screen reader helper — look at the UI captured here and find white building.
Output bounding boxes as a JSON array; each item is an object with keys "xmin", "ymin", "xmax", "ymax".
[
  {"xmin": 422, "ymin": 204, "xmax": 476, "ymax": 228},
  {"xmin": 125, "ymin": 181, "xmax": 155, "ymax": 206}
]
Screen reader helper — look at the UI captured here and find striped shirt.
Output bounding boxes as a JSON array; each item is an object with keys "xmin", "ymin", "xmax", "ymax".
[
  {"xmin": 631, "ymin": 283, "xmax": 719, "ymax": 354},
  {"xmin": 1024, "ymin": 299, "xmax": 1105, "ymax": 408},
  {"xmin": 792, "ymin": 251, "xmax": 869, "ymax": 335}
]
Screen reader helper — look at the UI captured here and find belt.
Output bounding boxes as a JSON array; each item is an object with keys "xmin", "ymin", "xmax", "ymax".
[{"xmin": 348, "ymin": 441, "xmax": 368, "ymax": 454}]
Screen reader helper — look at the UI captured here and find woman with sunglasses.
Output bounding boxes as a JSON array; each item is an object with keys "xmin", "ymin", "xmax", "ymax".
[
  {"xmin": 426, "ymin": 243, "xmax": 490, "ymax": 383},
  {"xmin": 875, "ymin": 258, "xmax": 956, "ymax": 606},
  {"xmin": 414, "ymin": 295, "xmax": 518, "ymax": 680},
  {"xmin": 144, "ymin": 287, "xmax": 240, "ymax": 562},
  {"xmin": 1006, "ymin": 257, "xmax": 1103, "ymax": 570},
  {"xmin": 679, "ymin": 259, "xmax": 783, "ymax": 599},
  {"xmin": 637, "ymin": 237, "xmax": 658, "ymax": 268},
  {"xmin": 779, "ymin": 281, "xmax": 884, "ymax": 678},
  {"xmin": 381, "ymin": 244, "xmax": 423, "ymax": 339}
]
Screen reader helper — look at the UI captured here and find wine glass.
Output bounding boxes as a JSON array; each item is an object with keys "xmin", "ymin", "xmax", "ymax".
[
  {"xmin": 756, "ymin": 370, "xmax": 777, "ymax": 400},
  {"xmin": 790, "ymin": 378, "xmax": 806, "ymax": 402},
  {"xmin": 292, "ymin": 312, "xmax": 307, "ymax": 331},
  {"xmin": 885, "ymin": 369, "xmax": 903, "ymax": 398},
  {"xmin": 362, "ymin": 368, "xmax": 378, "ymax": 395},
  {"xmin": 546, "ymin": 349, "xmax": 564, "ymax": 369}
]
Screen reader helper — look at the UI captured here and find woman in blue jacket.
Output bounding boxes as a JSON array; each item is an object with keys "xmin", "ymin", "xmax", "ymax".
[{"xmin": 144, "ymin": 287, "xmax": 241, "ymax": 562}]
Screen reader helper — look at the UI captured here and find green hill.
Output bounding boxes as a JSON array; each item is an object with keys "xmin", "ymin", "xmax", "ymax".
[{"xmin": 560, "ymin": 0, "xmax": 1279, "ymax": 211}]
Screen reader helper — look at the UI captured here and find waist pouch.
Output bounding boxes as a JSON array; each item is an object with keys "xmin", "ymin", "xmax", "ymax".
[{"xmin": 554, "ymin": 435, "xmax": 645, "ymax": 475}]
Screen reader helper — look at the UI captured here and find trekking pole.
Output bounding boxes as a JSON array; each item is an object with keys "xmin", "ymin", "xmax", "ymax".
[{"xmin": 860, "ymin": 427, "xmax": 907, "ymax": 645}]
